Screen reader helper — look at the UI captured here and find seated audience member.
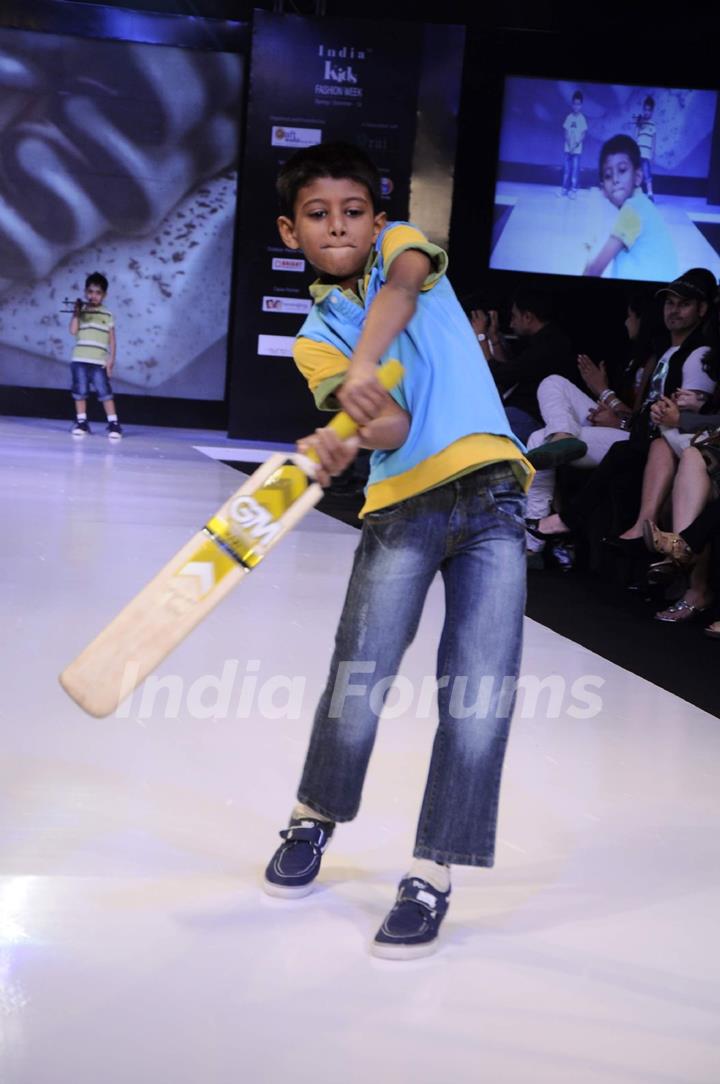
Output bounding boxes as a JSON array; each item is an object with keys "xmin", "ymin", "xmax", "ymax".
[
  {"xmin": 639, "ymin": 419, "xmax": 720, "ymax": 622},
  {"xmin": 645, "ymin": 487, "xmax": 720, "ymax": 633},
  {"xmin": 614, "ymin": 379, "xmax": 720, "ymax": 546},
  {"xmin": 471, "ymin": 288, "xmax": 576, "ymax": 444},
  {"xmin": 524, "ymin": 294, "xmax": 661, "ymax": 547},
  {"xmin": 526, "ymin": 267, "xmax": 718, "ymax": 549}
]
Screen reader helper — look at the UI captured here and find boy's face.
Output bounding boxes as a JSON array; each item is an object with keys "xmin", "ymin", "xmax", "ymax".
[
  {"xmin": 85, "ymin": 283, "xmax": 105, "ymax": 307},
  {"xmin": 571, "ymin": 98, "xmax": 583, "ymax": 113},
  {"xmin": 601, "ymin": 153, "xmax": 642, "ymax": 208},
  {"xmin": 642, "ymin": 104, "xmax": 654, "ymax": 120},
  {"xmin": 277, "ymin": 177, "xmax": 386, "ymax": 290}
]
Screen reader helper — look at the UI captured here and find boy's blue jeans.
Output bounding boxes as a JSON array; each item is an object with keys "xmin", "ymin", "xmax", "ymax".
[
  {"xmin": 561, "ymin": 152, "xmax": 580, "ymax": 192},
  {"xmin": 297, "ymin": 463, "xmax": 527, "ymax": 867},
  {"xmin": 641, "ymin": 158, "xmax": 653, "ymax": 191}
]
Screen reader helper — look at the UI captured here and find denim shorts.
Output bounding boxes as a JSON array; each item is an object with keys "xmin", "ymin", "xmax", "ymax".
[{"xmin": 70, "ymin": 361, "xmax": 113, "ymax": 402}]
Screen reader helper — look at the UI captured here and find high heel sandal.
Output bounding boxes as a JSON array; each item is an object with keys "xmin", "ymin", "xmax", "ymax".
[{"xmin": 642, "ymin": 520, "xmax": 695, "ymax": 567}]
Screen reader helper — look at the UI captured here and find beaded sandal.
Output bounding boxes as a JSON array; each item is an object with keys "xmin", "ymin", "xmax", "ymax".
[{"xmin": 654, "ymin": 599, "xmax": 709, "ymax": 623}]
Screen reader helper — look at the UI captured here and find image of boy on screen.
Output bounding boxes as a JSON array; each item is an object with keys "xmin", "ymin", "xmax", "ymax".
[
  {"xmin": 560, "ymin": 91, "xmax": 588, "ymax": 199},
  {"xmin": 633, "ymin": 96, "xmax": 656, "ymax": 201},
  {"xmin": 583, "ymin": 134, "xmax": 678, "ymax": 280}
]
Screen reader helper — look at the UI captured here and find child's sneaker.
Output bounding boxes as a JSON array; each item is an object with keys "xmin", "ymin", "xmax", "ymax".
[
  {"xmin": 371, "ymin": 876, "xmax": 451, "ymax": 960},
  {"xmin": 71, "ymin": 419, "xmax": 91, "ymax": 436},
  {"xmin": 263, "ymin": 817, "xmax": 334, "ymax": 898},
  {"xmin": 106, "ymin": 421, "xmax": 123, "ymax": 440}
]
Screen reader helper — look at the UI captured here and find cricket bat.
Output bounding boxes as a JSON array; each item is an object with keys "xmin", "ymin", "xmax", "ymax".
[{"xmin": 60, "ymin": 359, "xmax": 404, "ymax": 717}]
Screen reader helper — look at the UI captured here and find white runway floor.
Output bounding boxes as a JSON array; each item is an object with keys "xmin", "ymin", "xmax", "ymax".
[{"xmin": 1, "ymin": 416, "xmax": 719, "ymax": 1084}]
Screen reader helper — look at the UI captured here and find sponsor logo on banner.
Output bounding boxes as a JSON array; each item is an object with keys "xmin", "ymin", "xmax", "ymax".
[
  {"xmin": 271, "ymin": 126, "xmax": 322, "ymax": 148},
  {"xmin": 258, "ymin": 335, "xmax": 295, "ymax": 358},
  {"xmin": 262, "ymin": 297, "xmax": 312, "ymax": 314},
  {"xmin": 272, "ymin": 257, "xmax": 306, "ymax": 272}
]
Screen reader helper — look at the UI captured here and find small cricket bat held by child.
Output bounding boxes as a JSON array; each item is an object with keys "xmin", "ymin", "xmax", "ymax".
[{"xmin": 59, "ymin": 360, "xmax": 404, "ymax": 717}]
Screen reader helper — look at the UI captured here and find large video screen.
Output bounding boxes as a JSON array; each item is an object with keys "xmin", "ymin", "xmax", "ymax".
[
  {"xmin": 0, "ymin": 27, "xmax": 243, "ymax": 400},
  {"xmin": 490, "ymin": 76, "xmax": 720, "ymax": 282}
]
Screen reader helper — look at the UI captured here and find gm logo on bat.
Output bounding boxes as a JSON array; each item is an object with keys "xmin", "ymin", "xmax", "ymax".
[{"xmin": 229, "ymin": 495, "xmax": 283, "ymax": 548}]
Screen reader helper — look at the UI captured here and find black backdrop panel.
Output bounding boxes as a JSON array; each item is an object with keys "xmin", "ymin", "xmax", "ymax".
[{"xmin": 228, "ymin": 11, "xmax": 427, "ymax": 442}]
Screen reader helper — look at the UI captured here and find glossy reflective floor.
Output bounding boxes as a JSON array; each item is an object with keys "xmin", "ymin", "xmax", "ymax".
[{"xmin": 2, "ymin": 416, "xmax": 718, "ymax": 1084}]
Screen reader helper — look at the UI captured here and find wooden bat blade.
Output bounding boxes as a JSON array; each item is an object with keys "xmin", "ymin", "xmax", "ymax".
[
  {"xmin": 59, "ymin": 453, "xmax": 322, "ymax": 717},
  {"xmin": 59, "ymin": 359, "xmax": 404, "ymax": 717}
]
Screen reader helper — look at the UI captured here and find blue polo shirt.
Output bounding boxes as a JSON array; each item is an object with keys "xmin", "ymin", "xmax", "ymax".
[{"xmin": 293, "ymin": 222, "xmax": 532, "ymax": 515}]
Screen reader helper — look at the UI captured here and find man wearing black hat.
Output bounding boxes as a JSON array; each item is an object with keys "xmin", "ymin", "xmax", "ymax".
[
  {"xmin": 642, "ymin": 267, "xmax": 717, "ymax": 413},
  {"xmin": 656, "ymin": 268, "xmax": 718, "ymax": 305},
  {"xmin": 526, "ymin": 266, "xmax": 717, "ymax": 549}
]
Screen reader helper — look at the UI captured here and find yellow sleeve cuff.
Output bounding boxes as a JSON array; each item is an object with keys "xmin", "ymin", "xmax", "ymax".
[
  {"xmin": 381, "ymin": 225, "xmax": 448, "ymax": 291},
  {"xmin": 294, "ymin": 336, "xmax": 349, "ymax": 409}
]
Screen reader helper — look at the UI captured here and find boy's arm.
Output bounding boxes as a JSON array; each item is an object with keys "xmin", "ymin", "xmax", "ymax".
[
  {"xmin": 69, "ymin": 298, "xmax": 82, "ymax": 336},
  {"xmin": 357, "ymin": 397, "xmax": 410, "ymax": 450},
  {"xmin": 106, "ymin": 326, "xmax": 116, "ymax": 375},
  {"xmin": 297, "ymin": 399, "xmax": 410, "ymax": 488},
  {"xmin": 583, "ymin": 236, "xmax": 624, "ymax": 277},
  {"xmin": 337, "ymin": 248, "xmax": 431, "ymax": 424},
  {"xmin": 296, "ymin": 429, "xmax": 360, "ymax": 488}
]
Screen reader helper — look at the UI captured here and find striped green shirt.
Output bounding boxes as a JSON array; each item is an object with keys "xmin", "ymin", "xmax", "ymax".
[{"xmin": 72, "ymin": 306, "xmax": 114, "ymax": 365}]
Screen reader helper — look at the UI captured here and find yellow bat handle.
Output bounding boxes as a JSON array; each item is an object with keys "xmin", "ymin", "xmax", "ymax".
[{"xmin": 306, "ymin": 359, "xmax": 404, "ymax": 459}]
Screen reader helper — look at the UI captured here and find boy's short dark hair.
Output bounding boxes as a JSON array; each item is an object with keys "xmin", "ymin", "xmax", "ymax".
[
  {"xmin": 599, "ymin": 134, "xmax": 641, "ymax": 176},
  {"xmin": 85, "ymin": 271, "xmax": 108, "ymax": 293},
  {"xmin": 643, "ymin": 95, "xmax": 655, "ymax": 110},
  {"xmin": 276, "ymin": 141, "xmax": 382, "ymax": 218},
  {"xmin": 513, "ymin": 287, "xmax": 553, "ymax": 323},
  {"xmin": 572, "ymin": 91, "xmax": 583, "ymax": 103}
]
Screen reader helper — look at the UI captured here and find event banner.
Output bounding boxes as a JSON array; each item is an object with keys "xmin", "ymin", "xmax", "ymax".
[
  {"xmin": 229, "ymin": 12, "xmax": 427, "ymax": 441},
  {"xmin": 0, "ymin": 26, "xmax": 244, "ymax": 401}
]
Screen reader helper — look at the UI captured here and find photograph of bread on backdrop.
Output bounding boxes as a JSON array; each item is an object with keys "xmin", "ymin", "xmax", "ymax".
[{"xmin": 0, "ymin": 28, "xmax": 243, "ymax": 399}]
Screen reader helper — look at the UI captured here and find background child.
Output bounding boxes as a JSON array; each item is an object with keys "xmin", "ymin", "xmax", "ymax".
[
  {"xmin": 69, "ymin": 272, "xmax": 122, "ymax": 439},
  {"xmin": 263, "ymin": 141, "xmax": 532, "ymax": 959},
  {"xmin": 583, "ymin": 134, "xmax": 677, "ymax": 280},
  {"xmin": 560, "ymin": 91, "xmax": 588, "ymax": 198},
  {"xmin": 633, "ymin": 95, "xmax": 656, "ymax": 201}
]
